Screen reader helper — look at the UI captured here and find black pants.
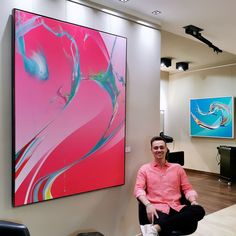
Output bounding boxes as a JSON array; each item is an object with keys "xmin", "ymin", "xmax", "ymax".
[{"xmin": 139, "ymin": 203, "xmax": 205, "ymax": 236}]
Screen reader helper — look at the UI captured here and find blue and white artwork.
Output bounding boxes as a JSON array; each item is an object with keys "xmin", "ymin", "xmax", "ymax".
[{"xmin": 190, "ymin": 96, "xmax": 234, "ymax": 138}]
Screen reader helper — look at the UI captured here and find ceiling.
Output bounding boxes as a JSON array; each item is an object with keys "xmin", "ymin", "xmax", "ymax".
[{"xmin": 83, "ymin": 0, "xmax": 236, "ymax": 73}]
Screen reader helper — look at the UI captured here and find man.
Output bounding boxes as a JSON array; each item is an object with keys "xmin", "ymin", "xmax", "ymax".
[{"xmin": 134, "ymin": 136, "xmax": 205, "ymax": 236}]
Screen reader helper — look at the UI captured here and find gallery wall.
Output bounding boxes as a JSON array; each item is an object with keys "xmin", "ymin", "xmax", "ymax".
[
  {"xmin": 0, "ymin": 0, "xmax": 161, "ymax": 236},
  {"xmin": 164, "ymin": 65, "xmax": 236, "ymax": 173}
]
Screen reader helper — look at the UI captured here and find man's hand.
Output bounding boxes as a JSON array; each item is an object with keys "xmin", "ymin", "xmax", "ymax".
[
  {"xmin": 146, "ymin": 204, "xmax": 158, "ymax": 223},
  {"xmin": 191, "ymin": 200, "xmax": 198, "ymax": 205},
  {"xmin": 188, "ymin": 196, "xmax": 198, "ymax": 205}
]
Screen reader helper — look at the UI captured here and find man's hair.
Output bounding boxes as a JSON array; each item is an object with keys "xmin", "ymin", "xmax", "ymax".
[{"xmin": 150, "ymin": 136, "xmax": 167, "ymax": 147}]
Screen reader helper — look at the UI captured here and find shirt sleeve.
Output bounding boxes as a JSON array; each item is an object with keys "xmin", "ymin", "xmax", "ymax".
[
  {"xmin": 134, "ymin": 165, "xmax": 147, "ymax": 198},
  {"xmin": 179, "ymin": 167, "xmax": 198, "ymax": 200}
]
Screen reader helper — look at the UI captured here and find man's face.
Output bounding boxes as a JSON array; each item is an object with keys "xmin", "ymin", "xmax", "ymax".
[{"xmin": 151, "ymin": 140, "xmax": 167, "ymax": 161}]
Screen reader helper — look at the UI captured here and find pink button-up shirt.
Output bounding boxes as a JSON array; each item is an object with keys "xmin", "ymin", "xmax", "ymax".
[{"xmin": 134, "ymin": 161, "xmax": 197, "ymax": 214}]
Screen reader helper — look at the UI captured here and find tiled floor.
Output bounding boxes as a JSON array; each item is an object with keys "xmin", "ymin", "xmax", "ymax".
[{"xmin": 192, "ymin": 204, "xmax": 236, "ymax": 236}]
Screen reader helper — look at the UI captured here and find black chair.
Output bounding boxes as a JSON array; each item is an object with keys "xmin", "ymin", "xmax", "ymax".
[
  {"xmin": 167, "ymin": 151, "xmax": 184, "ymax": 166},
  {"xmin": 0, "ymin": 220, "xmax": 30, "ymax": 236}
]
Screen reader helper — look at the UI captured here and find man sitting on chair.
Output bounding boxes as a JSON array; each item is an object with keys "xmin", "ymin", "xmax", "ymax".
[{"xmin": 134, "ymin": 136, "xmax": 205, "ymax": 236}]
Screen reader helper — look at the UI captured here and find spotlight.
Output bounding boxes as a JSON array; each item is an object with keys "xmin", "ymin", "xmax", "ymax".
[
  {"xmin": 183, "ymin": 25, "xmax": 222, "ymax": 54},
  {"xmin": 176, "ymin": 62, "xmax": 189, "ymax": 71},
  {"xmin": 161, "ymin": 57, "xmax": 172, "ymax": 68}
]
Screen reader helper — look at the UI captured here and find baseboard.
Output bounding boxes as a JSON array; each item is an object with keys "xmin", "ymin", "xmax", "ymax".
[{"xmin": 184, "ymin": 168, "xmax": 220, "ymax": 177}]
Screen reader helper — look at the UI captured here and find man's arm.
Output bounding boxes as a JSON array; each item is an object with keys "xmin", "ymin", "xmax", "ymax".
[
  {"xmin": 134, "ymin": 166, "xmax": 158, "ymax": 222},
  {"xmin": 179, "ymin": 167, "xmax": 198, "ymax": 204},
  {"xmin": 138, "ymin": 195, "xmax": 159, "ymax": 222},
  {"xmin": 138, "ymin": 195, "xmax": 151, "ymax": 207}
]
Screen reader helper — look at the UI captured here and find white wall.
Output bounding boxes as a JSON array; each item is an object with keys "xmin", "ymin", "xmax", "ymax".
[
  {"xmin": 160, "ymin": 71, "xmax": 169, "ymax": 133},
  {"xmin": 0, "ymin": 1, "xmax": 161, "ymax": 236},
  {"xmin": 165, "ymin": 65, "xmax": 236, "ymax": 173}
]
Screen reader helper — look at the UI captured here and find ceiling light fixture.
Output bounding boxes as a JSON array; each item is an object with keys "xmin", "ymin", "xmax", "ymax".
[
  {"xmin": 176, "ymin": 62, "xmax": 189, "ymax": 71},
  {"xmin": 118, "ymin": 0, "xmax": 129, "ymax": 2},
  {"xmin": 161, "ymin": 57, "xmax": 172, "ymax": 68},
  {"xmin": 152, "ymin": 10, "xmax": 161, "ymax": 15}
]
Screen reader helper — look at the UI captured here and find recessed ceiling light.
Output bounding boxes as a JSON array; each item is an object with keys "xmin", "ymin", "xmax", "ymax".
[
  {"xmin": 152, "ymin": 10, "xmax": 161, "ymax": 15},
  {"xmin": 118, "ymin": 0, "xmax": 129, "ymax": 2}
]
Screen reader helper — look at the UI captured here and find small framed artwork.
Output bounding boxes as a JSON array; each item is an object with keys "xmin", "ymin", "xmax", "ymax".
[
  {"xmin": 190, "ymin": 96, "xmax": 234, "ymax": 138},
  {"xmin": 12, "ymin": 8, "xmax": 127, "ymax": 206}
]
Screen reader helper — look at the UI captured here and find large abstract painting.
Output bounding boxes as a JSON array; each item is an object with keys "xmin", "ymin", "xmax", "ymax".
[
  {"xmin": 190, "ymin": 96, "xmax": 234, "ymax": 138},
  {"xmin": 12, "ymin": 9, "xmax": 127, "ymax": 206}
]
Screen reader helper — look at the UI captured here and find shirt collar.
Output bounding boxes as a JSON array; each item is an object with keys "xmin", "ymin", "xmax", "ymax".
[{"xmin": 151, "ymin": 160, "xmax": 170, "ymax": 168}]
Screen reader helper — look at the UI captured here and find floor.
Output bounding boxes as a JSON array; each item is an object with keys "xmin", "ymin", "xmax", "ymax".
[
  {"xmin": 186, "ymin": 169, "xmax": 236, "ymax": 214},
  {"xmin": 192, "ymin": 204, "xmax": 236, "ymax": 236},
  {"xmin": 187, "ymin": 170, "xmax": 236, "ymax": 235}
]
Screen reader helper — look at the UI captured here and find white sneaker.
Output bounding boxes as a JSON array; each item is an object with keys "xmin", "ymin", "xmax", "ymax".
[{"xmin": 140, "ymin": 224, "xmax": 158, "ymax": 236}]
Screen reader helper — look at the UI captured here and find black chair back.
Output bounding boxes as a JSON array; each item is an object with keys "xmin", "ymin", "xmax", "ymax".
[
  {"xmin": 0, "ymin": 220, "xmax": 30, "ymax": 236},
  {"xmin": 167, "ymin": 151, "xmax": 184, "ymax": 166}
]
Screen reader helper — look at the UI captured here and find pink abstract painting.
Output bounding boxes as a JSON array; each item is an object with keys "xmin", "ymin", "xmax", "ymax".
[{"xmin": 12, "ymin": 9, "xmax": 126, "ymax": 206}]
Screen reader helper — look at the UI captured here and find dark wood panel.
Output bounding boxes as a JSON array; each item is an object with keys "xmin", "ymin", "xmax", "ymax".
[{"xmin": 186, "ymin": 169, "xmax": 236, "ymax": 215}]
